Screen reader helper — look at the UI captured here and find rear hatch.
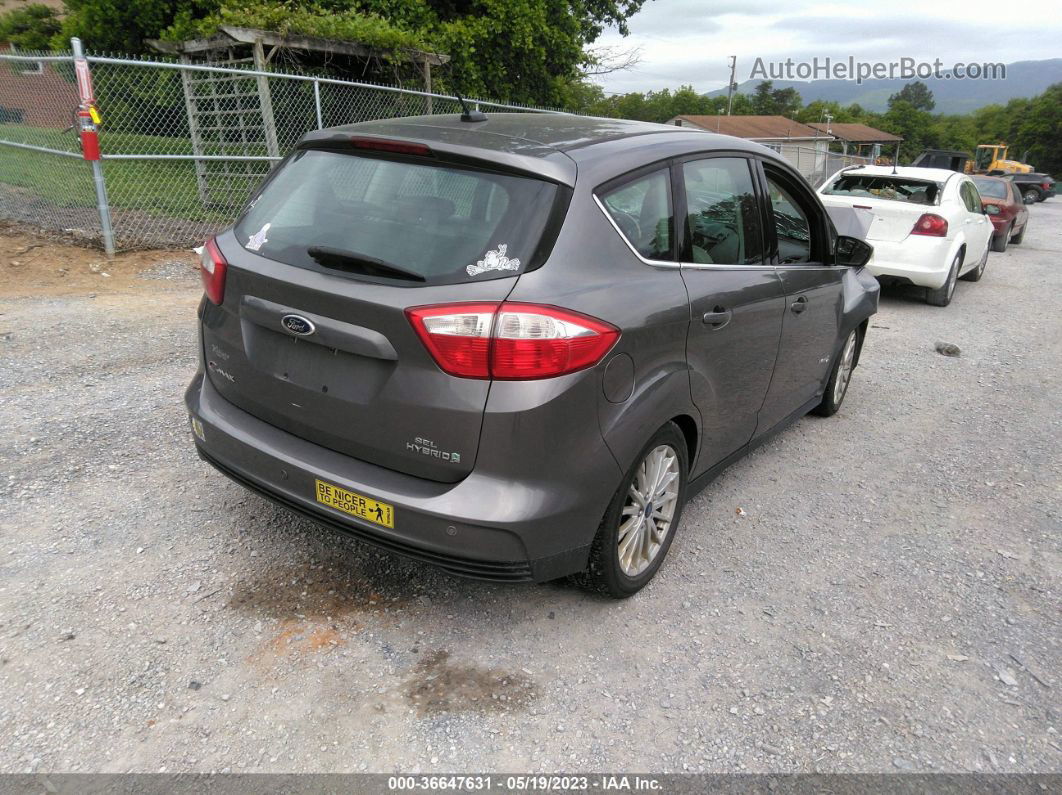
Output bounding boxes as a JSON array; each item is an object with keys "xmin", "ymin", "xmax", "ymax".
[
  {"xmin": 820, "ymin": 172, "xmax": 946, "ymax": 243},
  {"xmin": 202, "ymin": 143, "xmax": 565, "ymax": 483}
]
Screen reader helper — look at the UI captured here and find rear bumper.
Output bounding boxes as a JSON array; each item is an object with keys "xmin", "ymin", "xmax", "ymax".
[
  {"xmin": 989, "ymin": 216, "xmax": 1014, "ymax": 235},
  {"xmin": 185, "ymin": 371, "xmax": 617, "ymax": 583},
  {"xmin": 865, "ymin": 236, "xmax": 955, "ymax": 289}
]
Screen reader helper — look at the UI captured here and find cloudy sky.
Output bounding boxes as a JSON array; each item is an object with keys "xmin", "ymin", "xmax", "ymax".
[{"xmin": 591, "ymin": 0, "xmax": 1062, "ymax": 94}]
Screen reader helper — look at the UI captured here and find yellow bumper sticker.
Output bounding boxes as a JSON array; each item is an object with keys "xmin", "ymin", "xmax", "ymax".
[{"xmin": 315, "ymin": 479, "xmax": 394, "ymax": 529}]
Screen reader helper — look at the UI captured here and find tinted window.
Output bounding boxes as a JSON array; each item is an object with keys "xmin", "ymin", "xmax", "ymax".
[
  {"xmin": 682, "ymin": 157, "xmax": 763, "ymax": 265},
  {"xmin": 765, "ymin": 176, "xmax": 813, "ymax": 264},
  {"xmin": 960, "ymin": 181, "xmax": 982, "ymax": 212},
  {"xmin": 972, "ymin": 178, "xmax": 1007, "ymax": 199},
  {"xmin": 823, "ymin": 174, "xmax": 940, "ymax": 205},
  {"xmin": 235, "ymin": 149, "xmax": 558, "ymax": 284},
  {"xmin": 600, "ymin": 169, "xmax": 673, "ymax": 261}
]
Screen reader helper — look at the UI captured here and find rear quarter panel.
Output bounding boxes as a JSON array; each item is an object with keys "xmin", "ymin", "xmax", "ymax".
[{"xmin": 503, "ymin": 183, "xmax": 700, "ymax": 478}]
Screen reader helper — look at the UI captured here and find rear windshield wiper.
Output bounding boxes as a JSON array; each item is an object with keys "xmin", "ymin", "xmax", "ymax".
[{"xmin": 307, "ymin": 246, "xmax": 426, "ymax": 282}]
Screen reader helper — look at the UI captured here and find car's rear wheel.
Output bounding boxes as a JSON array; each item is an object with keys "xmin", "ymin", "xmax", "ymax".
[
  {"xmin": 1023, "ymin": 188, "xmax": 1042, "ymax": 203},
  {"xmin": 578, "ymin": 423, "xmax": 688, "ymax": 598},
  {"xmin": 961, "ymin": 240, "xmax": 990, "ymax": 282},
  {"xmin": 1011, "ymin": 222, "xmax": 1027, "ymax": 245},
  {"xmin": 991, "ymin": 224, "xmax": 1011, "ymax": 253},
  {"xmin": 927, "ymin": 251, "xmax": 962, "ymax": 306},
  {"xmin": 814, "ymin": 328, "xmax": 859, "ymax": 417}
]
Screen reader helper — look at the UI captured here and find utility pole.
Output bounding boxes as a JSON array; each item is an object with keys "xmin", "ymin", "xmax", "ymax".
[{"xmin": 725, "ymin": 56, "xmax": 738, "ymax": 116}]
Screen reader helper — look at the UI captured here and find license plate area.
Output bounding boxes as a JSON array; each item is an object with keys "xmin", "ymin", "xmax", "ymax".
[{"xmin": 243, "ymin": 324, "xmax": 390, "ymax": 399}]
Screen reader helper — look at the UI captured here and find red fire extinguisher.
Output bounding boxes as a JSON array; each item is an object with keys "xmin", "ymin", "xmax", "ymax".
[{"xmin": 77, "ymin": 105, "xmax": 101, "ymax": 161}]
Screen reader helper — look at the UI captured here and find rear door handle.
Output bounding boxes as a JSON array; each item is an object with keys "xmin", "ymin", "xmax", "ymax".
[
  {"xmin": 791, "ymin": 296, "xmax": 809, "ymax": 314},
  {"xmin": 702, "ymin": 308, "xmax": 732, "ymax": 329}
]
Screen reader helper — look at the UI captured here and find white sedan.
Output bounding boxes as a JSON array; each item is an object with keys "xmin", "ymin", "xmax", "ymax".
[{"xmin": 818, "ymin": 165, "xmax": 994, "ymax": 306}]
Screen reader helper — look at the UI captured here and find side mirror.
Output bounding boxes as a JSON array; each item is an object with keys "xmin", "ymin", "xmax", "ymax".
[{"xmin": 835, "ymin": 235, "xmax": 873, "ymax": 268}]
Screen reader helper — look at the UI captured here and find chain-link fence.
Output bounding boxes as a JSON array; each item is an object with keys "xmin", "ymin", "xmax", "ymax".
[
  {"xmin": 0, "ymin": 43, "xmax": 556, "ymax": 252},
  {"xmin": 765, "ymin": 144, "xmax": 873, "ymax": 188}
]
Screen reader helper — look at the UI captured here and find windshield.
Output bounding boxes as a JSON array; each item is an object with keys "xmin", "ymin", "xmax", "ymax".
[
  {"xmin": 823, "ymin": 174, "xmax": 941, "ymax": 205},
  {"xmin": 972, "ymin": 178, "xmax": 1008, "ymax": 199},
  {"xmin": 235, "ymin": 149, "xmax": 559, "ymax": 285}
]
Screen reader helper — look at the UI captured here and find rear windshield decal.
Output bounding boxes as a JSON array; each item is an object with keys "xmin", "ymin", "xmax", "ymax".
[
  {"xmin": 467, "ymin": 243, "xmax": 521, "ymax": 277},
  {"xmin": 246, "ymin": 222, "xmax": 271, "ymax": 251}
]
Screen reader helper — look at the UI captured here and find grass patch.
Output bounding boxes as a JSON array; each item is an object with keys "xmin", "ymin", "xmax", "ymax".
[{"xmin": 0, "ymin": 123, "xmax": 264, "ymax": 223}]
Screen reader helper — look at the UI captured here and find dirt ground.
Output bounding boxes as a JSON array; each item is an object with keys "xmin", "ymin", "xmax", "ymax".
[
  {"xmin": 0, "ymin": 220, "xmax": 197, "ymax": 298},
  {"xmin": 0, "ymin": 207, "xmax": 1059, "ymax": 774}
]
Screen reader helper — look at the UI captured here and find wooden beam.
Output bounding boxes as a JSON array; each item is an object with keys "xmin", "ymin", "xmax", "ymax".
[
  {"xmin": 218, "ymin": 25, "xmax": 450, "ymax": 66},
  {"xmin": 251, "ymin": 38, "xmax": 281, "ymax": 161}
]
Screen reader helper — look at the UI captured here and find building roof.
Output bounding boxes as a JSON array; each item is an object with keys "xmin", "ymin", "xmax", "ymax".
[
  {"xmin": 807, "ymin": 122, "xmax": 901, "ymax": 143},
  {"xmin": 669, "ymin": 115, "xmax": 831, "ymax": 140}
]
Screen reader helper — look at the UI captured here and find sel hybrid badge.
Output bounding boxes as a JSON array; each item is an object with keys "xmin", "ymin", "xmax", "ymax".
[{"xmin": 281, "ymin": 314, "xmax": 316, "ymax": 336}]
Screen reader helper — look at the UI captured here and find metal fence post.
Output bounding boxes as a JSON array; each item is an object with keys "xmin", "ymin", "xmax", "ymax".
[
  {"xmin": 70, "ymin": 37, "xmax": 115, "ymax": 256},
  {"xmin": 313, "ymin": 79, "xmax": 323, "ymax": 129}
]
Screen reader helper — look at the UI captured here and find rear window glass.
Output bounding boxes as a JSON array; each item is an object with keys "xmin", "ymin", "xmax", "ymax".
[
  {"xmin": 972, "ymin": 178, "xmax": 1008, "ymax": 199},
  {"xmin": 235, "ymin": 149, "xmax": 558, "ymax": 284},
  {"xmin": 823, "ymin": 174, "xmax": 941, "ymax": 205}
]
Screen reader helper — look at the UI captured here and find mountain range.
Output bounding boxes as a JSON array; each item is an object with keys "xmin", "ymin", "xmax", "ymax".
[{"xmin": 708, "ymin": 59, "xmax": 1062, "ymax": 114}]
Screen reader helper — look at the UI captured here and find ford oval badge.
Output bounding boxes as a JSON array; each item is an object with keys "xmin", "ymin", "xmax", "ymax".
[{"xmin": 281, "ymin": 314, "xmax": 316, "ymax": 336}]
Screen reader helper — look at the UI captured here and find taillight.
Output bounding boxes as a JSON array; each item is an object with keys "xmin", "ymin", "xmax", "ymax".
[
  {"xmin": 406, "ymin": 302, "xmax": 620, "ymax": 380},
  {"xmin": 910, "ymin": 213, "xmax": 948, "ymax": 237},
  {"xmin": 406, "ymin": 303, "xmax": 497, "ymax": 378},
  {"xmin": 1043, "ymin": 182, "xmax": 1051, "ymax": 191},
  {"xmin": 199, "ymin": 238, "xmax": 227, "ymax": 305}
]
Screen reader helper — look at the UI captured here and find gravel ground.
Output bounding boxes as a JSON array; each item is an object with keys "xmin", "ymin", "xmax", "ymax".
[{"xmin": 1, "ymin": 203, "xmax": 1059, "ymax": 775}]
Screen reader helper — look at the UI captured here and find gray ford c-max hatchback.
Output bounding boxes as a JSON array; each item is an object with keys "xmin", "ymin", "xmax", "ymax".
[{"xmin": 186, "ymin": 113, "xmax": 879, "ymax": 597}]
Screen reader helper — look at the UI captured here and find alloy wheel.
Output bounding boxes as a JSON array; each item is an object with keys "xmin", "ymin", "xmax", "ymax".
[
  {"xmin": 833, "ymin": 331, "xmax": 858, "ymax": 405},
  {"xmin": 946, "ymin": 256, "xmax": 959, "ymax": 300},
  {"xmin": 618, "ymin": 445, "xmax": 680, "ymax": 577}
]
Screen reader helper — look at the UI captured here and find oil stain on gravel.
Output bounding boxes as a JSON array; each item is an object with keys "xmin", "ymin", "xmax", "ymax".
[
  {"xmin": 226, "ymin": 557, "xmax": 409, "ymax": 620},
  {"xmin": 405, "ymin": 650, "xmax": 536, "ymax": 715}
]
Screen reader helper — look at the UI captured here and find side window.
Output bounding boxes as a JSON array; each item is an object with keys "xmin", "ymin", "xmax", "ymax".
[
  {"xmin": 681, "ymin": 157, "xmax": 763, "ymax": 264},
  {"xmin": 764, "ymin": 173, "xmax": 813, "ymax": 264},
  {"xmin": 961, "ymin": 182, "xmax": 982, "ymax": 212},
  {"xmin": 599, "ymin": 169, "xmax": 673, "ymax": 261}
]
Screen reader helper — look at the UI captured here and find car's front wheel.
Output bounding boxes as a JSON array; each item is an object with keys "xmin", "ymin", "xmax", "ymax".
[
  {"xmin": 579, "ymin": 423, "xmax": 689, "ymax": 598},
  {"xmin": 814, "ymin": 328, "xmax": 859, "ymax": 417}
]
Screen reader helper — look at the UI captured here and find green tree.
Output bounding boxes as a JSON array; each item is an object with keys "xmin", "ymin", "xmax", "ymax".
[
  {"xmin": 57, "ymin": 0, "xmax": 650, "ymax": 107},
  {"xmin": 1013, "ymin": 83, "xmax": 1062, "ymax": 174},
  {"xmin": 888, "ymin": 81, "xmax": 935, "ymax": 112},
  {"xmin": 749, "ymin": 80, "xmax": 802, "ymax": 116},
  {"xmin": 0, "ymin": 4, "xmax": 61, "ymax": 50},
  {"xmin": 882, "ymin": 99, "xmax": 934, "ymax": 161}
]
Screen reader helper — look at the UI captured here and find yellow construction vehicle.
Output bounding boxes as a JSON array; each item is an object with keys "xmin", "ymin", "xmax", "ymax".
[{"xmin": 966, "ymin": 144, "xmax": 1034, "ymax": 175}]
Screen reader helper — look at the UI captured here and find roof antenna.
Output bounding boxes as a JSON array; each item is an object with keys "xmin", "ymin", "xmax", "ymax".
[
  {"xmin": 456, "ymin": 94, "xmax": 487, "ymax": 123},
  {"xmin": 893, "ymin": 140, "xmax": 900, "ymax": 174}
]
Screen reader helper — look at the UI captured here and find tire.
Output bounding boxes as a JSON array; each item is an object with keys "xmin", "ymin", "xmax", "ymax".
[
  {"xmin": 991, "ymin": 224, "xmax": 1011, "ymax": 253},
  {"xmin": 927, "ymin": 251, "xmax": 962, "ymax": 306},
  {"xmin": 813, "ymin": 327, "xmax": 859, "ymax": 417},
  {"xmin": 1011, "ymin": 222, "xmax": 1026, "ymax": 245},
  {"xmin": 961, "ymin": 240, "xmax": 990, "ymax": 282},
  {"xmin": 1023, "ymin": 188, "xmax": 1042, "ymax": 203},
  {"xmin": 577, "ymin": 423, "xmax": 689, "ymax": 598}
]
